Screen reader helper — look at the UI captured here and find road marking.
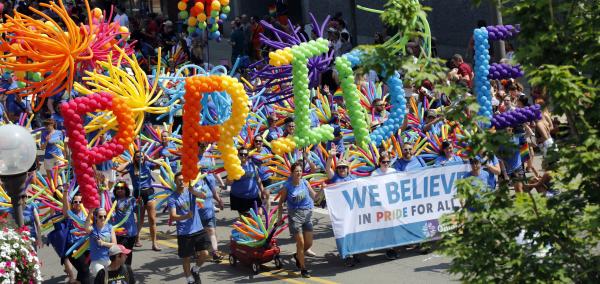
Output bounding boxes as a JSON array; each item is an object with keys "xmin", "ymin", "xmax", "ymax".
[{"xmin": 139, "ymin": 228, "xmax": 339, "ymax": 284}]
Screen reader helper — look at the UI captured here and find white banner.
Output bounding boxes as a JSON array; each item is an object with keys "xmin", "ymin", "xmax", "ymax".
[{"xmin": 325, "ymin": 164, "xmax": 470, "ymax": 258}]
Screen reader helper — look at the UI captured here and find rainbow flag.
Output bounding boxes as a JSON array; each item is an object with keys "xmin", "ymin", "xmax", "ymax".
[{"xmin": 520, "ymin": 142, "xmax": 530, "ymax": 162}]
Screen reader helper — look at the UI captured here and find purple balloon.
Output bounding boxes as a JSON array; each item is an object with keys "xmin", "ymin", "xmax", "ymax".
[{"xmin": 492, "ymin": 105, "xmax": 542, "ymax": 129}]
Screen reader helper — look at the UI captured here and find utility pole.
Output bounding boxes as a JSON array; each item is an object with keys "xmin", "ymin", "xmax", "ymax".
[
  {"xmin": 495, "ymin": 1, "xmax": 506, "ymax": 60},
  {"xmin": 349, "ymin": 0, "xmax": 358, "ymax": 46}
]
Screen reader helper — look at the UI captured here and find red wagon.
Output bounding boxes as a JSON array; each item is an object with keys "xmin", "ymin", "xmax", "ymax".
[{"xmin": 228, "ymin": 238, "xmax": 283, "ymax": 274}]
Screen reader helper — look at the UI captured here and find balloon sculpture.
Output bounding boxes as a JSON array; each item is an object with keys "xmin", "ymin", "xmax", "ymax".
[
  {"xmin": 248, "ymin": 14, "xmax": 334, "ymax": 104},
  {"xmin": 269, "ymin": 38, "xmax": 335, "ymax": 155},
  {"xmin": 60, "ymin": 92, "xmax": 135, "ymax": 209},
  {"xmin": 231, "ymin": 207, "xmax": 287, "ymax": 248},
  {"xmin": 177, "ymin": 0, "xmax": 231, "ymax": 40},
  {"xmin": 0, "ymin": 0, "xmax": 94, "ymax": 110},
  {"xmin": 492, "ymin": 104, "xmax": 542, "ymax": 129},
  {"xmin": 181, "ymin": 74, "xmax": 249, "ymax": 182},
  {"xmin": 473, "ymin": 24, "xmax": 521, "ymax": 121}
]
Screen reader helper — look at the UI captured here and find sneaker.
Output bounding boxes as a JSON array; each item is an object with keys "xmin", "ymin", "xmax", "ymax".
[
  {"xmin": 187, "ymin": 276, "xmax": 196, "ymax": 284},
  {"xmin": 191, "ymin": 266, "xmax": 201, "ymax": 284},
  {"xmin": 304, "ymin": 249, "xmax": 317, "ymax": 257},
  {"xmin": 385, "ymin": 249, "xmax": 397, "ymax": 260},
  {"xmin": 300, "ymin": 269, "xmax": 311, "ymax": 278},
  {"xmin": 212, "ymin": 252, "xmax": 224, "ymax": 262},
  {"xmin": 344, "ymin": 256, "xmax": 355, "ymax": 267}
]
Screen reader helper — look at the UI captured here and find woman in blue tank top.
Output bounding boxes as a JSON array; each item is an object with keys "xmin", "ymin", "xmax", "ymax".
[{"xmin": 276, "ymin": 162, "xmax": 316, "ymax": 278}]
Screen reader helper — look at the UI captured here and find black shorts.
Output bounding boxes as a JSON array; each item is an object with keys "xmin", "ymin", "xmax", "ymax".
[
  {"xmin": 177, "ymin": 230, "xmax": 210, "ymax": 258},
  {"xmin": 230, "ymin": 195, "xmax": 262, "ymax": 214},
  {"xmin": 134, "ymin": 187, "xmax": 155, "ymax": 205},
  {"xmin": 509, "ymin": 166, "xmax": 526, "ymax": 181}
]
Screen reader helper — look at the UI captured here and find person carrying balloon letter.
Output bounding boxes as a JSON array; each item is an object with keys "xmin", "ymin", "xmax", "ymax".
[
  {"xmin": 277, "ymin": 162, "xmax": 317, "ymax": 278},
  {"xmin": 84, "ymin": 208, "xmax": 117, "ymax": 278},
  {"xmin": 62, "ymin": 191, "xmax": 90, "ymax": 284},
  {"xmin": 116, "ymin": 151, "xmax": 162, "ymax": 251},
  {"xmin": 197, "ymin": 168, "xmax": 225, "ymax": 262},
  {"xmin": 40, "ymin": 118, "xmax": 65, "ymax": 178},
  {"xmin": 169, "ymin": 172, "xmax": 211, "ymax": 284},
  {"xmin": 227, "ymin": 147, "xmax": 269, "ymax": 216},
  {"xmin": 111, "ymin": 181, "xmax": 137, "ymax": 266}
]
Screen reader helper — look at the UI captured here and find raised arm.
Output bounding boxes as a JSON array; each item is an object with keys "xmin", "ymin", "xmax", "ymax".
[{"xmin": 325, "ymin": 145, "xmax": 337, "ymax": 180}]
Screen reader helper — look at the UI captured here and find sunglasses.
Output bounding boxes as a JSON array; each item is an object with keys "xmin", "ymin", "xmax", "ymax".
[
  {"xmin": 336, "ymin": 166, "xmax": 349, "ymax": 170},
  {"xmin": 254, "ymin": 140, "xmax": 263, "ymax": 143},
  {"xmin": 97, "ymin": 215, "xmax": 107, "ymax": 219},
  {"xmin": 381, "ymin": 161, "xmax": 390, "ymax": 164},
  {"xmin": 239, "ymin": 153, "xmax": 248, "ymax": 157},
  {"xmin": 402, "ymin": 148, "xmax": 412, "ymax": 152}
]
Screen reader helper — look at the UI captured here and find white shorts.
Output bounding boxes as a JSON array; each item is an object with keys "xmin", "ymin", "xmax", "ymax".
[
  {"xmin": 98, "ymin": 169, "xmax": 116, "ymax": 183},
  {"xmin": 89, "ymin": 259, "xmax": 111, "ymax": 277},
  {"xmin": 43, "ymin": 157, "xmax": 64, "ymax": 172}
]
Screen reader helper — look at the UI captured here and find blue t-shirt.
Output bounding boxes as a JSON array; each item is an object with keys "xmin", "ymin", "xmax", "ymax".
[
  {"xmin": 67, "ymin": 211, "xmax": 85, "ymax": 245},
  {"xmin": 198, "ymin": 180, "xmax": 215, "ymax": 220},
  {"xmin": 6, "ymin": 95, "xmax": 29, "ymax": 116},
  {"xmin": 503, "ymin": 136, "xmax": 522, "ymax": 174},
  {"xmin": 128, "ymin": 161, "xmax": 153, "ymax": 191},
  {"xmin": 23, "ymin": 203, "xmax": 38, "ymax": 240},
  {"xmin": 167, "ymin": 188, "xmax": 203, "ymax": 236},
  {"xmin": 310, "ymin": 111, "xmax": 320, "ymax": 127},
  {"xmin": 40, "ymin": 130, "xmax": 64, "ymax": 159},
  {"xmin": 112, "ymin": 197, "xmax": 137, "ymax": 237},
  {"xmin": 329, "ymin": 173, "xmax": 356, "ymax": 184},
  {"xmin": 464, "ymin": 170, "xmax": 492, "ymax": 190},
  {"xmin": 483, "ymin": 156, "xmax": 499, "ymax": 190},
  {"xmin": 266, "ymin": 127, "xmax": 283, "ymax": 142},
  {"xmin": 326, "ymin": 138, "xmax": 345, "ymax": 156},
  {"xmin": 252, "ymin": 147, "xmax": 273, "ymax": 181},
  {"xmin": 51, "ymin": 113, "xmax": 64, "ymax": 130},
  {"xmin": 285, "ymin": 179, "xmax": 313, "ymax": 210},
  {"xmin": 434, "ymin": 155, "xmax": 464, "ymax": 166},
  {"xmin": 230, "ymin": 161, "xmax": 261, "ymax": 199},
  {"xmin": 393, "ymin": 157, "xmax": 426, "ymax": 172},
  {"xmin": 90, "ymin": 223, "xmax": 113, "ymax": 261}
]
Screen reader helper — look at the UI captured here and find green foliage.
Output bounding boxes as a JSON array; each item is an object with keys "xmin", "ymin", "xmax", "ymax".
[
  {"xmin": 438, "ymin": 0, "xmax": 600, "ymax": 282},
  {"xmin": 380, "ymin": 0, "xmax": 421, "ymax": 31}
]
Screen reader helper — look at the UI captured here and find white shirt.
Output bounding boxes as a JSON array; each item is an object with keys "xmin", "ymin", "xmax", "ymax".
[{"xmin": 371, "ymin": 167, "xmax": 397, "ymax": 176}]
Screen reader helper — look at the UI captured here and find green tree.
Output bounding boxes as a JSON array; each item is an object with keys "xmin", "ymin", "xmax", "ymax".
[{"xmin": 439, "ymin": 0, "xmax": 600, "ymax": 282}]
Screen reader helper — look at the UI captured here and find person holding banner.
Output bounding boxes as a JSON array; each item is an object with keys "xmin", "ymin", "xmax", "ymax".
[
  {"xmin": 277, "ymin": 162, "xmax": 317, "ymax": 278},
  {"xmin": 393, "ymin": 143, "xmax": 427, "ymax": 172},
  {"xmin": 434, "ymin": 141, "xmax": 464, "ymax": 166},
  {"xmin": 325, "ymin": 145, "xmax": 355, "ymax": 184},
  {"xmin": 371, "ymin": 154, "xmax": 396, "ymax": 176}
]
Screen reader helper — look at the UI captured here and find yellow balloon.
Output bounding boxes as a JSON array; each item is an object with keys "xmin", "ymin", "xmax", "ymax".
[
  {"xmin": 195, "ymin": 2, "xmax": 204, "ymax": 10},
  {"xmin": 178, "ymin": 1, "xmax": 187, "ymax": 11},
  {"xmin": 187, "ymin": 17, "xmax": 197, "ymax": 26},
  {"xmin": 197, "ymin": 13, "xmax": 207, "ymax": 23},
  {"xmin": 211, "ymin": 1, "xmax": 221, "ymax": 11},
  {"xmin": 220, "ymin": 0, "xmax": 230, "ymax": 6}
]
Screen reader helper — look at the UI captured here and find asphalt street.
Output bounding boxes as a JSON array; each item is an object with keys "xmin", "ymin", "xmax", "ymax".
[{"xmin": 40, "ymin": 191, "xmax": 456, "ymax": 284}]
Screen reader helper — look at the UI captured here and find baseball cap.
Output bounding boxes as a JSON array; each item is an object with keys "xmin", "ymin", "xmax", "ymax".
[
  {"xmin": 336, "ymin": 160, "xmax": 349, "ymax": 168},
  {"xmin": 109, "ymin": 244, "xmax": 131, "ymax": 256}
]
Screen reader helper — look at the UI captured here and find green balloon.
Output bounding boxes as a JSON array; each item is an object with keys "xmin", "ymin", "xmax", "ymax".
[
  {"xmin": 17, "ymin": 81, "xmax": 26, "ymax": 88},
  {"xmin": 198, "ymin": 22, "xmax": 207, "ymax": 30},
  {"xmin": 187, "ymin": 26, "xmax": 196, "ymax": 34},
  {"xmin": 223, "ymin": 6, "xmax": 231, "ymax": 14},
  {"xmin": 211, "ymin": 10, "xmax": 219, "ymax": 18},
  {"xmin": 178, "ymin": 11, "xmax": 189, "ymax": 20}
]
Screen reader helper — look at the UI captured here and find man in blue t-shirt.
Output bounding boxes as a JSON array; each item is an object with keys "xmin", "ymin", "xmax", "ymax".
[
  {"xmin": 168, "ymin": 172, "xmax": 210, "ymax": 284},
  {"xmin": 465, "ymin": 158, "xmax": 492, "ymax": 190},
  {"xmin": 40, "ymin": 119, "xmax": 65, "ymax": 177},
  {"xmin": 434, "ymin": 141, "xmax": 464, "ymax": 166},
  {"xmin": 500, "ymin": 133, "xmax": 525, "ymax": 193},
  {"xmin": 393, "ymin": 143, "xmax": 427, "ymax": 172},
  {"xmin": 227, "ymin": 148, "xmax": 268, "ymax": 215}
]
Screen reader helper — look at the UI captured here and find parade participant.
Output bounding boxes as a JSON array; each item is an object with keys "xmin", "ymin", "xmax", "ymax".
[
  {"xmin": 169, "ymin": 172, "xmax": 210, "ymax": 284},
  {"xmin": 423, "ymin": 109, "xmax": 444, "ymax": 132},
  {"xmin": 40, "ymin": 118, "xmax": 65, "ymax": 178},
  {"xmin": 277, "ymin": 162, "xmax": 317, "ymax": 278},
  {"xmin": 227, "ymin": 147, "xmax": 269, "ymax": 215},
  {"xmin": 63, "ymin": 191, "xmax": 89, "ymax": 284},
  {"xmin": 326, "ymin": 125, "xmax": 345, "ymax": 156},
  {"xmin": 283, "ymin": 117, "xmax": 296, "ymax": 137},
  {"xmin": 251, "ymin": 135, "xmax": 273, "ymax": 188},
  {"xmin": 160, "ymin": 131, "xmax": 179, "ymax": 171},
  {"xmin": 84, "ymin": 208, "xmax": 117, "ymax": 278},
  {"xmin": 434, "ymin": 141, "xmax": 464, "ymax": 166},
  {"xmin": 117, "ymin": 151, "xmax": 161, "ymax": 251},
  {"xmin": 111, "ymin": 181, "xmax": 137, "ymax": 265},
  {"xmin": 464, "ymin": 158, "xmax": 492, "ymax": 189},
  {"xmin": 371, "ymin": 98, "xmax": 388, "ymax": 127},
  {"xmin": 97, "ymin": 133, "xmax": 116, "ymax": 190},
  {"xmin": 325, "ymin": 145, "xmax": 355, "ymax": 184},
  {"xmin": 266, "ymin": 114, "xmax": 283, "ymax": 142},
  {"xmin": 371, "ymin": 154, "xmax": 396, "ymax": 176},
  {"xmin": 198, "ymin": 171, "xmax": 225, "ymax": 262},
  {"xmin": 500, "ymin": 128, "xmax": 525, "ymax": 193},
  {"xmin": 481, "ymin": 154, "xmax": 501, "ymax": 190},
  {"xmin": 393, "ymin": 144, "xmax": 426, "ymax": 172},
  {"xmin": 22, "ymin": 194, "xmax": 42, "ymax": 250},
  {"xmin": 94, "ymin": 245, "xmax": 135, "ymax": 284}
]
